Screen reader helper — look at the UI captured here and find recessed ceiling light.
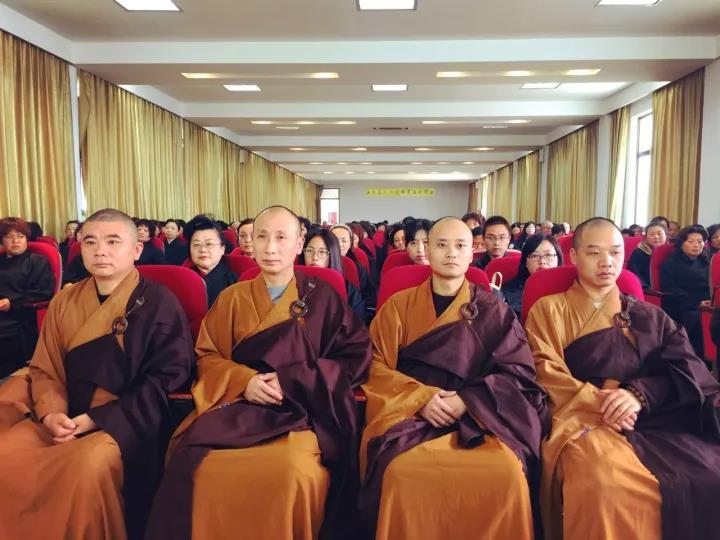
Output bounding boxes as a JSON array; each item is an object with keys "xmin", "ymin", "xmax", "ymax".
[
  {"xmin": 335, "ymin": 121, "xmax": 357, "ymax": 125},
  {"xmin": 596, "ymin": 0, "xmax": 662, "ymax": 5},
  {"xmin": 358, "ymin": 0, "xmax": 417, "ymax": 10},
  {"xmin": 115, "ymin": 0, "xmax": 179, "ymax": 11},
  {"xmin": 289, "ymin": 147, "xmax": 305, "ymax": 151},
  {"xmin": 251, "ymin": 120, "xmax": 273, "ymax": 125},
  {"xmin": 504, "ymin": 70, "xmax": 535, "ymax": 77},
  {"xmin": 504, "ymin": 119, "xmax": 531, "ymax": 124},
  {"xmin": 565, "ymin": 68, "xmax": 602, "ymax": 76},
  {"xmin": 372, "ymin": 84, "xmax": 408, "ymax": 92},
  {"xmin": 451, "ymin": 171, "xmax": 462, "ymax": 174},
  {"xmin": 437, "ymin": 162, "xmax": 449, "ymax": 165},
  {"xmin": 323, "ymin": 171, "xmax": 333, "ymax": 174},
  {"xmin": 360, "ymin": 162, "xmax": 373, "ymax": 165},
  {"xmin": 276, "ymin": 126, "xmax": 300, "ymax": 130},
  {"xmin": 483, "ymin": 125, "xmax": 509, "ymax": 129},
  {"xmin": 224, "ymin": 84, "xmax": 261, "ymax": 92},
  {"xmin": 337, "ymin": 162, "xmax": 348, "ymax": 165},
  {"xmin": 411, "ymin": 161, "xmax": 423, "ymax": 165},
  {"xmin": 472, "ymin": 147, "xmax": 494, "ymax": 151},
  {"xmin": 422, "ymin": 120, "xmax": 447, "ymax": 125},
  {"xmin": 368, "ymin": 172, "xmax": 376, "ymax": 175},
  {"xmin": 345, "ymin": 172, "xmax": 354, "ymax": 175},
  {"xmin": 182, "ymin": 72, "xmax": 224, "ymax": 79},
  {"xmin": 414, "ymin": 148, "xmax": 432, "ymax": 151},
  {"xmin": 309, "ymin": 72, "xmax": 340, "ymax": 79},
  {"xmin": 436, "ymin": 71, "xmax": 472, "ymax": 78},
  {"xmin": 463, "ymin": 161, "xmax": 475, "ymax": 165},
  {"xmin": 309, "ymin": 162, "xmax": 323, "ymax": 165},
  {"xmin": 352, "ymin": 147, "xmax": 368, "ymax": 151},
  {"xmin": 521, "ymin": 82, "xmax": 561, "ymax": 89}
]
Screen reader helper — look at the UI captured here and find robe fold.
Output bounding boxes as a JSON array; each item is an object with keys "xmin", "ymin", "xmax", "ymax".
[
  {"xmin": 0, "ymin": 269, "xmax": 195, "ymax": 540},
  {"xmin": 146, "ymin": 270, "xmax": 371, "ymax": 540},
  {"xmin": 360, "ymin": 277, "xmax": 548, "ymax": 540},
  {"xmin": 526, "ymin": 280, "xmax": 720, "ymax": 540}
]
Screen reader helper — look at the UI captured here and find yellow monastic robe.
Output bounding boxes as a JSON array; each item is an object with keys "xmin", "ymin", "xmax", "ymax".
[
  {"xmin": 525, "ymin": 281, "xmax": 661, "ymax": 540},
  {"xmin": 362, "ymin": 278, "xmax": 538, "ymax": 540}
]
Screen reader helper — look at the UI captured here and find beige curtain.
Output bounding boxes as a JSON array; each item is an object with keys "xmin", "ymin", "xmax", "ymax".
[
  {"xmin": 478, "ymin": 177, "xmax": 489, "ymax": 217},
  {"xmin": 491, "ymin": 164, "xmax": 513, "ymax": 219},
  {"xmin": 546, "ymin": 122, "xmax": 598, "ymax": 224},
  {"xmin": 79, "ymin": 70, "xmax": 183, "ymax": 219},
  {"xmin": 650, "ymin": 69, "xmax": 704, "ymax": 226},
  {"xmin": 468, "ymin": 181, "xmax": 479, "ymax": 213},
  {"xmin": 515, "ymin": 152, "xmax": 540, "ymax": 222},
  {"xmin": 0, "ymin": 30, "xmax": 76, "ymax": 238},
  {"xmin": 607, "ymin": 106, "xmax": 630, "ymax": 225}
]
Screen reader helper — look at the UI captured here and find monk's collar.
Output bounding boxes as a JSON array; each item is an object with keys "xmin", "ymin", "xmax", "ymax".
[{"xmin": 569, "ymin": 279, "xmax": 617, "ymax": 308}]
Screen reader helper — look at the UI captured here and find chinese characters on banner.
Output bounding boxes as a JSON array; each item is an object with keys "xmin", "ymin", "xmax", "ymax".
[{"xmin": 365, "ymin": 187, "xmax": 436, "ymax": 197}]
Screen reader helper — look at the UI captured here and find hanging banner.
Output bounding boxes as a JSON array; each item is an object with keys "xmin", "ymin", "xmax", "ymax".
[{"xmin": 365, "ymin": 187, "xmax": 436, "ymax": 197}]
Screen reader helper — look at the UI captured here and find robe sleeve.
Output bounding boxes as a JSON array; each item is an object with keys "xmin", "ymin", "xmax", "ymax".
[
  {"xmin": 192, "ymin": 290, "xmax": 258, "ymax": 415},
  {"xmin": 6, "ymin": 254, "xmax": 54, "ymax": 309},
  {"xmin": 320, "ymin": 299, "xmax": 371, "ymax": 389},
  {"xmin": 87, "ymin": 288, "xmax": 194, "ymax": 445},
  {"xmin": 363, "ymin": 298, "xmax": 440, "ymax": 428},
  {"xmin": 29, "ymin": 294, "xmax": 69, "ymax": 419},
  {"xmin": 525, "ymin": 299, "xmax": 604, "ymax": 422}
]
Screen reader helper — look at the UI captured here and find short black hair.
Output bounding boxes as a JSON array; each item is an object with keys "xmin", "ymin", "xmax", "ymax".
[
  {"xmin": 471, "ymin": 226, "xmax": 483, "ymax": 237},
  {"xmin": 404, "ymin": 218, "xmax": 432, "ymax": 243},
  {"xmin": 65, "ymin": 220, "xmax": 80, "ymax": 227},
  {"xmin": 515, "ymin": 233, "xmax": 564, "ymax": 285},
  {"xmin": 164, "ymin": 219, "xmax": 181, "ymax": 228},
  {"xmin": 551, "ymin": 224, "xmax": 565, "ymax": 236},
  {"xmin": 135, "ymin": 218, "xmax": 157, "ymax": 239},
  {"xmin": 298, "ymin": 228, "xmax": 343, "ymax": 275},
  {"xmin": 674, "ymin": 224, "xmax": 708, "ymax": 254},
  {"xmin": 184, "ymin": 214, "xmax": 223, "ymax": 244},
  {"xmin": 572, "ymin": 217, "xmax": 622, "ymax": 250},
  {"xmin": 298, "ymin": 216, "xmax": 312, "ymax": 231},
  {"xmin": 483, "ymin": 216, "xmax": 511, "ymax": 235},
  {"xmin": 239, "ymin": 218, "xmax": 254, "ymax": 227},
  {"xmin": 461, "ymin": 212, "xmax": 482, "ymax": 224},
  {"xmin": 707, "ymin": 224, "xmax": 720, "ymax": 240}
]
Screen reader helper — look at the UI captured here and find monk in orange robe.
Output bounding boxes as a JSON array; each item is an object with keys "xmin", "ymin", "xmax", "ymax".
[
  {"xmin": 146, "ymin": 206, "xmax": 371, "ymax": 540},
  {"xmin": 526, "ymin": 217, "xmax": 720, "ymax": 540},
  {"xmin": 0, "ymin": 208, "xmax": 195, "ymax": 540},
  {"xmin": 360, "ymin": 217, "xmax": 548, "ymax": 540}
]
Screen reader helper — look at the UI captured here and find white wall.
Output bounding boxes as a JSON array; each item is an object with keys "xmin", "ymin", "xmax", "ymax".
[
  {"xmin": 698, "ymin": 58, "xmax": 720, "ymax": 225},
  {"xmin": 334, "ymin": 181, "xmax": 470, "ymax": 223}
]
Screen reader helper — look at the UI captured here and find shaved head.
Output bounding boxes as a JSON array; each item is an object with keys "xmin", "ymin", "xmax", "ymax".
[
  {"xmin": 429, "ymin": 216, "xmax": 473, "ymax": 243},
  {"xmin": 573, "ymin": 217, "xmax": 622, "ymax": 250},
  {"xmin": 254, "ymin": 206, "xmax": 302, "ymax": 237},
  {"xmin": 85, "ymin": 208, "xmax": 138, "ymax": 241},
  {"xmin": 428, "ymin": 217, "xmax": 474, "ymax": 279}
]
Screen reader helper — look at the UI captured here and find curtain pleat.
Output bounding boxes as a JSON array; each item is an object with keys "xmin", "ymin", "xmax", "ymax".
[
  {"xmin": 515, "ymin": 152, "xmax": 540, "ymax": 222},
  {"xmin": 492, "ymin": 164, "xmax": 513, "ymax": 219},
  {"xmin": 607, "ymin": 106, "xmax": 630, "ymax": 225},
  {"xmin": 468, "ymin": 181, "xmax": 479, "ymax": 213}
]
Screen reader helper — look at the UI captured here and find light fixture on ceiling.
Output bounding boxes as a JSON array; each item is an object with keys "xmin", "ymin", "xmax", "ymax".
[
  {"xmin": 309, "ymin": 162, "xmax": 324, "ymax": 165},
  {"xmin": 323, "ymin": 171, "xmax": 333, "ymax": 174},
  {"xmin": 483, "ymin": 125, "xmax": 509, "ymax": 129},
  {"xmin": 276, "ymin": 126, "xmax": 300, "ymax": 130},
  {"xmin": 345, "ymin": 172, "xmax": 354, "ymax": 175},
  {"xmin": 504, "ymin": 119, "xmax": 531, "ymax": 124},
  {"xmin": 251, "ymin": 120, "xmax": 273, "ymax": 125},
  {"xmin": 224, "ymin": 84, "xmax": 261, "ymax": 92},
  {"xmin": 436, "ymin": 71, "xmax": 471, "ymax": 78},
  {"xmin": 115, "ymin": 0, "xmax": 180, "ymax": 11},
  {"xmin": 596, "ymin": 0, "xmax": 662, "ymax": 5},
  {"xmin": 360, "ymin": 162, "xmax": 373, "ymax": 165},
  {"xmin": 289, "ymin": 147, "xmax": 305, "ymax": 151},
  {"xmin": 352, "ymin": 147, "xmax": 368, "ymax": 151},
  {"xmin": 358, "ymin": 0, "xmax": 417, "ymax": 10},
  {"xmin": 451, "ymin": 171, "xmax": 462, "ymax": 174},
  {"xmin": 521, "ymin": 82, "xmax": 561, "ymax": 89},
  {"xmin": 437, "ymin": 162, "xmax": 449, "ymax": 165},
  {"xmin": 309, "ymin": 72, "xmax": 340, "ymax": 79},
  {"xmin": 463, "ymin": 161, "xmax": 475, "ymax": 165},
  {"xmin": 182, "ymin": 72, "xmax": 225, "ymax": 79},
  {"xmin": 337, "ymin": 162, "xmax": 348, "ymax": 165},
  {"xmin": 372, "ymin": 84, "xmax": 408, "ymax": 92},
  {"xmin": 411, "ymin": 162, "xmax": 423, "ymax": 165},
  {"xmin": 429, "ymin": 172, "xmax": 438, "ymax": 174},
  {"xmin": 335, "ymin": 120, "xmax": 357, "ymax": 125},
  {"xmin": 368, "ymin": 172, "xmax": 376, "ymax": 174},
  {"xmin": 472, "ymin": 147, "xmax": 494, "ymax": 151},
  {"xmin": 414, "ymin": 148, "xmax": 432, "ymax": 151},
  {"xmin": 422, "ymin": 120, "xmax": 447, "ymax": 124},
  {"xmin": 565, "ymin": 68, "xmax": 602, "ymax": 76},
  {"xmin": 504, "ymin": 70, "xmax": 535, "ymax": 77}
]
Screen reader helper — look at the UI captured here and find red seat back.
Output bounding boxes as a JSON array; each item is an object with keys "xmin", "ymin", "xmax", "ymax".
[
  {"xmin": 150, "ymin": 237, "xmax": 164, "ymax": 253},
  {"xmin": 222, "ymin": 228, "xmax": 238, "ymax": 248},
  {"xmin": 238, "ymin": 266, "xmax": 348, "ymax": 301},
  {"xmin": 485, "ymin": 256, "xmax": 521, "ymax": 288},
  {"xmin": 351, "ymin": 247, "xmax": 370, "ymax": 275},
  {"xmin": 373, "ymin": 230, "xmax": 385, "ymax": 249},
  {"xmin": 26, "ymin": 242, "xmax": 62, "ymax": 294},
  {"xmin": 711, "ymin": 252, "xmax": 720, "ymax": 304},
  {"xmin": 230, "ymin": 247, "xmax": 252, "ymax": 257},
  {"xmin": 137, "ymin": 265, "xmax": 208, "ymax": 339},
  {"xmin": 558, "ymin": 235, "xmax": 575, "ymax": 266},
  {"xmin": 67, "ymin": 241, "xmax": 82, "ymax": 265},
  {"xmin": 522, "ymin": 266, "xmax": 645, "ymax": 323},
  {"xmin": 623, "ymin": 236, "xmax": 643, "ymax": 267},
  {"xmin": 506, "ymin": 249, "xmax": 522, "ymax": 257},
  {"xmin": 341, "ymin": 256, "xmax": 361, "ymax": 288},
  {"xmin": 222, "ymin": 254, "xmax": 257, "ymax": 279},
  {"xmin": 35, "ymin": 236, "xmax": 59, "ymax": 249},
  {"xmin": 381, "ymin": 250, "xmax": 413, "ymax": 275},
  {"xmin": 650, "ymin": 243, "xmax": 674, "ymax": 290},
  {"xmin": 377, "ymin": 265, "xmax": 491, "ymax": 311},
  {"xmin": 362, "ymin": 238, "xmax": 377, "ymax": 258}
]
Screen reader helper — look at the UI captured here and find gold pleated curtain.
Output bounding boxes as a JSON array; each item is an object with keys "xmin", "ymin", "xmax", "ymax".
[
  {"xmin": 468, "ymin": 181, "xmax": 479, "ymax": 213},
  {"xmin": 546, "ymin": 122, "xmax": 598, "ymax": 225},
  {"xmin": 650, "ymin": 69, "xmax": 704, "ymax": 226},
  {"xmin": 607, "ymin": 106, "xmax": 630, "ymax": 225},
  {"xmin": 79, "ymin": 70, "xmax": 183, "ymax": 219},
  {"xmin": 478, "ymin": 177, "xmax": 489, "ymax": 217},
  {"xmin": 515, "ymin": 152, "xmax": 540, "ymax": 222},
  {"xmin": 492, "ymin": 164, "xmax": 513, "ymax": 219},
  {"xmin": 0, "ymin": 30, "xmax": 76, "ymax": 238}
]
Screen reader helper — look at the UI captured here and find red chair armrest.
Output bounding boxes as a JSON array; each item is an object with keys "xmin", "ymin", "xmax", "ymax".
[
  {"xmin": 168, "ymin": 392, "xmax": 193, "ymax": 401},
  {"xmin": 23, "ymin": 300, "xmax": 50, "ymax": 310}
]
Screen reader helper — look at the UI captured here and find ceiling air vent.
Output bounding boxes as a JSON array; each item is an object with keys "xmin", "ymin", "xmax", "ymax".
[{"xmin": 372, "ymin": 127, "xmax": 409, "ymax": 131}]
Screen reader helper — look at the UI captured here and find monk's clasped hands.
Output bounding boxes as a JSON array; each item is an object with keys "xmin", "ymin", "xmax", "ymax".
[
  {"xmin": 244, "ymin": 372, "xmax": 284, "ymax": 406},
  {"xmin": 420, "ymin": 390, "xmax": 468, "ymax": 428},
  {"xmin": 598, "ymin": 388, "xmax": 642, "ymax": 432}
]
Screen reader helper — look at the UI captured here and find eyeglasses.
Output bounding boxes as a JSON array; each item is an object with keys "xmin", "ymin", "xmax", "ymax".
[
  {"xmin": 484, "ymin": 235, "xmax": 510, "ymax": 243},
  {"xmin": 190, "ymin": 242, "xmax": 222, "ymax": 251},
  {"xmin": 304, "ymin": 247, "xmax": 329, "ymax": 259},
  {"xmin": 528, "ymin": 252, "xmax": 558, "ymax": 262}
]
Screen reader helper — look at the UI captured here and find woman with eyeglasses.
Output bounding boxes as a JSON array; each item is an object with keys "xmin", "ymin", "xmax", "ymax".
[
  {"xmin": 298, "ymin": 228, "xmax": 367, "ymax": 323},
  {"xmin": 501, "ymin": 233, "xmax": 563, "ymax": 318},
  {"xmin": 660, "ymin": 224, "xmax": 711, "ymax": 359},
  {"xmin": 186, "ymin": 214, "xmax": 238, "ymax": 307}
]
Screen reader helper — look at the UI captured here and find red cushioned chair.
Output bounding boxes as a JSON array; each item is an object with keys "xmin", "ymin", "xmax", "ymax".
[
  {"xmin": 20, "ymin": 242, "xmax": 63, "ymax": 329},
  {"xmin": 341, "ymin": 256, "xmax": 361, "ymax": 289},
  {"xmin": 485, "ymin": 256, "xmax": 521, "ymax": 289},
  {"xmin": 377, "ymin": 265, "xmax": 491, "ymax": 311},
  {"xmin": 381, "ymin": 250, "xmax": 413, "ymax": 276},
  {"xmin": 222, "ymin": 228, "xmax": 238, "ymax": 248},
  {"xmin": 700, "ymin": 253, "xmax": 720, "ymax": 363},
  {"xmin": 623, "ymin": 236, "xmax": 643, "ymax": 268},
  {"xmin": 35, "ymin": 235, "xmax": 59, "ymax": 249},
  {"xmin": 238, "ymin": 265, "xmax": 348, "ymax": 301},
  {"xmin": 67, "ymin": 241, "xmax": 82, "ymax": 267},
  {"xmin": 506, "ymin": 249, "xmax": 522, "ymax": 257},
  {"xmin": 361, "ymin": 238, "xmax": 377, "ymax": 259},
  {"xmin": 150, "ymin": 237, "xmax": 165, "ymax": 253},
  {"xmin": 222, "ymin": 254, "xmax": 257, "ymax": 279},
  {"xmin": 230, "ymin": 247, "xmax": 252, "ymax": 257},
  {"xmin": 351, "ymin": 247, "xmax": 371, "ymax": 275},
  {"xmin": 136, "ymin": 265, "xmax": 208, "ymax": 340},
  {"xmin": 558, "ymin": 235, "xmax": 575, "ymax": 267},
  {"xmin": 521, "ymin": 266, "xmax": 644, "ymax": 323},
  {"xmin": 373, "ymin": 230, "xmax": 385, "ymax": 249},
  {"xmin": 472, "ymin": 251, "xmax": 485, "ymax": 262},
  {"xmin": 645, "ymin": 243, "xmax": 674, "ymax": 308}
]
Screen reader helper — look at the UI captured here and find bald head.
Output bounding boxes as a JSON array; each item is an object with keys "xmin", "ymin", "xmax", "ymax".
[
  {"xmin": 85, "ymin": 208, "xmax": 138, "ymax": 241},
  {"xmin": 254, "ymin": 206, "xmax": 302, "ymax": 237},
  {"xmin": 573, "ymin": 217, "xmax": 622, "ymax": 250},
  {"xmin": 428, "ymin": 217, "xmax": 474, "ymax": 278},
  {"xmin": 429, "ymin": 217, "xmax": 473, "ymax": 243}
]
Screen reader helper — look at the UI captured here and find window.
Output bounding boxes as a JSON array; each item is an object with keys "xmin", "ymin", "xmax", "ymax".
[
  {"xmin": 624, "ymin": 111, "xmax": 653, "ymax": 226},
  {"xmin": 320, "ymin": 188, "xmax": 340, "ymax": 225}
]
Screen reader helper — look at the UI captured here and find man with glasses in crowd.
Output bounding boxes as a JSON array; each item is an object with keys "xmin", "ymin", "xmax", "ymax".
[{"xmin": 472, "ymin": 216, "xmax": 513, "ymax": 270}]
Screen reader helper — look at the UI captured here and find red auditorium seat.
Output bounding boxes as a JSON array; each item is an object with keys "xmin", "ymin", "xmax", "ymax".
[
  {"xmin": 645, "ymin": 243, "xmax": 674, "ymax": 308},
  {"xmin": 67, "ymin": 241, "xmax": 82, "ymax": 267},
  {"xmin": 229, "ymin": 247, "xmax": 250, "ymax": 257},
  {"xmin": 238, "ymin": 265, "xmax": 348, "ymax": 301},
  {"xmin": 21, "ymin": 242, "xmax": 63, "ymax": 328},
  {"xmin": 150, "ymin": 237, "xmax": 165, "ymax": 252},
  {"xmin": 623, "ymin": 236, "xmax": 643, "ymax": 267},
  {"xmin": 222, "ymin": 254, "xmax": 257, "ymax": 278},
  {"xmin": 373, "ymin": 230, "xmax": 385, "ymax": 249},
  {"xmin": 558, "ymin": 235, "xmax": 575, "ymax": 266},
  {"xmin": 362, "ymin": 237, "xmax": 377, "ymax": 258},
  {"xmin": 341, "ymin": 256, "xmax": 361, "ymax": 288},
  {"xmin": 700, "ymin": 253, "xmax": 720, "ymax": 363},
  {"xmin": 506, "ymin": 249, "xmax": 522, "ymax": 256},
  {"xmin": 521, "ymin": 265, "xmax": 644, "ymax": 323},
  {"xmin": 381, "ymin": 250, "xmax": 413, "ymax": 275},
  {"xmin": 377, "ymin": 265, "xmax": 491, "ymax": 311},
  {"xmin": 136, "ymin": 265, "xmax": 208, "ymax": 339},
  {"xmin": 35, "ymin": 235, "xmax": 59, "ymax": 249},
  {"xmin": 352, "ymin": 247, "xmax": 371, "ymax": 275},
  {"xmin": 222, "ymin": 228, "xmax": 238, "ymax": 248},
  {"xmin": 485, "ymin": 256, "xmax": 521, "ymax": 289}
]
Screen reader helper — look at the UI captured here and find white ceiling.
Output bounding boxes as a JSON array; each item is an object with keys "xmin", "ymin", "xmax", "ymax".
[{"xmin": 2, "ymin": 0, "xmax": 719, "ymax": 184}]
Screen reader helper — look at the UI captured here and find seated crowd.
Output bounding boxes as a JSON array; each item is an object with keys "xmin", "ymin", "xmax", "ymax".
[{"xmin": 0, "ymin": 206, "xmax": 719, "ymax": 540}]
